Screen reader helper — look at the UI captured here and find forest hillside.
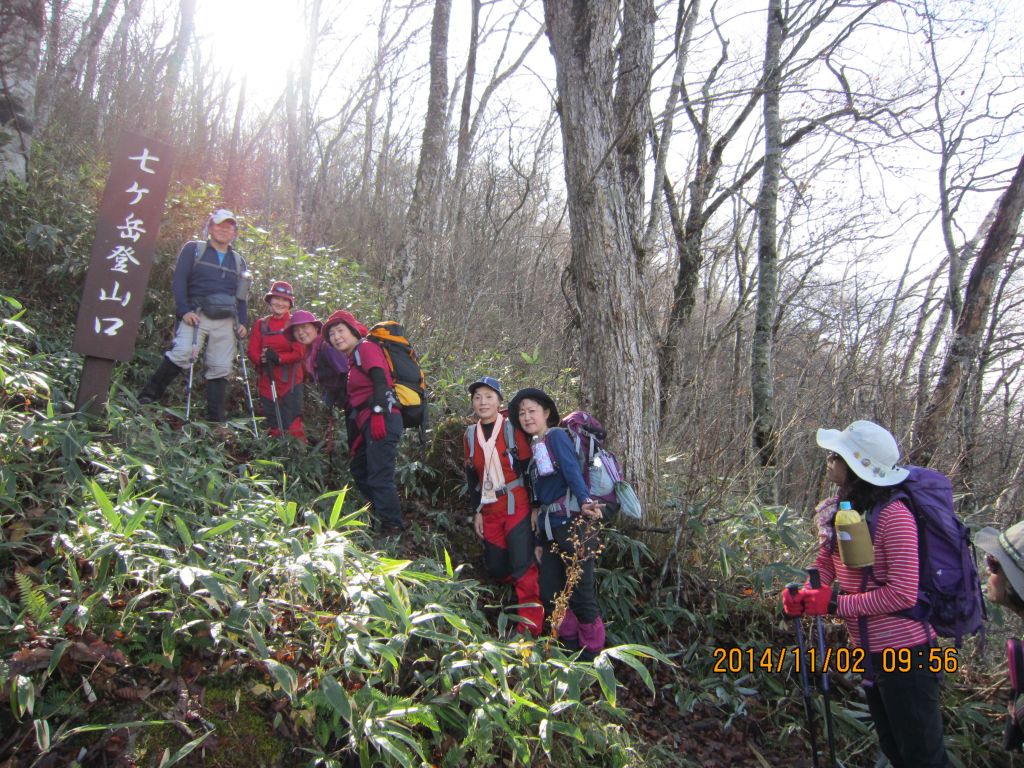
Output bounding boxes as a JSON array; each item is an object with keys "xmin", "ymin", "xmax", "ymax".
[{"xmin": 2, "ymin": 1, "xmax": 1024, "ymax": 766}]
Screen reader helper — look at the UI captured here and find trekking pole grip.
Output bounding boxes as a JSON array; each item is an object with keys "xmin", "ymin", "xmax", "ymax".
[{"xmin": 807, "ymin": 567, "xmax": 821, "ymax": 590}]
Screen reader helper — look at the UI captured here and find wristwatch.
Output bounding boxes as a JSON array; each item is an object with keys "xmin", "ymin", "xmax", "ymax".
[{"xmin": 372, "ymin": 405, "xmax": 384, "ymax": 414}]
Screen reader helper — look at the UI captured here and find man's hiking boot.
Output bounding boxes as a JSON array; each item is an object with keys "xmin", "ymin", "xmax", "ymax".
[
  {"xmin": 139, "ymin": 357, "xmax": 182, "ymax": 405},
  {"xmin": 206, "ymin": 377, "xmax": 228, "ymax": 422},
  {"xmin": 377, "ymin": 521, "xmax": 407, "ymax": 537}
]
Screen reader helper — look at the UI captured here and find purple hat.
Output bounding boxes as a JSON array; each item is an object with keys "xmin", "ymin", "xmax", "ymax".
[{"xmin": 285, "ymin": 309, "xmax": 322, "ymax": 341}]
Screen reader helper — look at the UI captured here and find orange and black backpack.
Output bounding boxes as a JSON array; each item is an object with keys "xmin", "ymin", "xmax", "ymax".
[{"xmin": 358, "ymin": 321, "xmax": 428, "ymax": 442}]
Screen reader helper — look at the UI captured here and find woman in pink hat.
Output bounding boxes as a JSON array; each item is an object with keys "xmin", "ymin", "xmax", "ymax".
[
  {"xmin": 246, "ymin": 281, "xmax": 307, "ymax": 441},
  {"xmin": 286, "ymin": 310, "xmax": 348, "ymax": 416}
]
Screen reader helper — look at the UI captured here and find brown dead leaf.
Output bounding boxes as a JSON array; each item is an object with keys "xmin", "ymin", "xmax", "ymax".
[
  {"xmin": 113, "ymin": 686, "xmax": 151, "ymax": 701},
  {"xmin": 7, "ymin": 520, "xmax": 35, "ymax": 542}
]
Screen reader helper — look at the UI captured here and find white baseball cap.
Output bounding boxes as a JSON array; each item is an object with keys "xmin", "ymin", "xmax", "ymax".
[{"xmin": 209, "ymin": 209, "xmax": 237, "ymax": 225}]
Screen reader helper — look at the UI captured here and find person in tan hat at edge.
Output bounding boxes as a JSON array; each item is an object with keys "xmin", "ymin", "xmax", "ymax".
[
  {"xmin": 977, "ymin": 521, "xmax": 1024, "ymax": 751},
  {"xmin": 138, "ymin": 209, "xmax": 248, "ymax": 423}
]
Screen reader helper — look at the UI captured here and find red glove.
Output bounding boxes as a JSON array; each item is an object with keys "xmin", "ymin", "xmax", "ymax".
[
  {"xmin": 800, "ymin": 586, "xmax": 832, "ymax": 616},
  {"xmin": 781, "ymin": 588, "xmax": 804, "ymax": 618},
  {"xmin": 370, "ymin": 412, "xmax": 386, "ymax": 441}
]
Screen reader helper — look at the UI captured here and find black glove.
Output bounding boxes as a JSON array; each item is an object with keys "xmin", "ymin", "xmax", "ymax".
[{"xmin": 263, "ymin": 348, "xmax": 280, "ymax": 367}]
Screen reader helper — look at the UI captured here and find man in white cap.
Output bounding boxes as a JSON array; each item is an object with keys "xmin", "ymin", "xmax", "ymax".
[{"xmin": 138, "ymin": 209, "xmax": 249, "ymax": 422}]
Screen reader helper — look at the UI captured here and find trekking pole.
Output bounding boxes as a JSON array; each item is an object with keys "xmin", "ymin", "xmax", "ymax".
[
  {"xmin": 787, "ymin": 582, "xmax": 821, "ymax": 768},
  {"xmin": 266, "ymin": 363, "xmax": 284, "ymax": 436},
  {"xmin": 325, "ymin": 414, "xmax": 336, "ymax": 455},
  {"xmin": 237, "ymin": 344, "xmax": 259, "ymax": 434},
  {"xmin": 807, "ymin": 567, "xmax": 838, "ymax": 768},
  {"xmin": 184, "ymin": 324, "xmax": 199, "ymax": 423}
]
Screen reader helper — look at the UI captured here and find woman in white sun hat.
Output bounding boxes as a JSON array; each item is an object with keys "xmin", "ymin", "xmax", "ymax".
[
  {"xmin": 976, "ymin": 521, "xmax": 1024, "ymax": 751},
  {"xmin": 780, "ymin": 420, "xmax": 950, "ymax": 768}
]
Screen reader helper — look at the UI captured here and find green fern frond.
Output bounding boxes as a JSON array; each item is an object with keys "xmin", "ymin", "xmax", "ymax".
[{"xmin": 16, "ymin": 572, "xmax": 49, "ymax": 625}]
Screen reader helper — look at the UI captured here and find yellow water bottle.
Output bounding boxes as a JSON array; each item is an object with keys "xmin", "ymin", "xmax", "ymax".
[{"xmin": 835, "ymin": 500, "xmax": 874, "ymax": 567}]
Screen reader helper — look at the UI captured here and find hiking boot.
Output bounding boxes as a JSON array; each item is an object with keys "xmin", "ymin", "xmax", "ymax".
[
  {"xmin": 139, "ymin": 357, "xmax": 183, "ymax": 404},
  {"xmin": 378, "ymin": 521, "xmax": 407, "ymax": 537},
  {"xmin": 206, "ymin": 377, "xmax": 228, "ymax": 423}
]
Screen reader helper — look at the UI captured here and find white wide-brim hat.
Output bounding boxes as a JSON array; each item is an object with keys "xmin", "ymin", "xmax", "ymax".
[
  {"xmin": 816, "ymin": 420, "xmax": 910, "ymax": 487},
  {"xmin": 976, "ymin": 521, "xmax": 1024, "ymax": 601}
]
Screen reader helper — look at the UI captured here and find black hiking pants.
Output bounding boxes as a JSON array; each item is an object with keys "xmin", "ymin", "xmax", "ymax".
[
  {"xmin": 538, "ymin": 520, "xmax": 600, "ymax": 624},
  {"xmin": 349, "ymin": 409, "xmax": 404, "ymax": 529},
  {"xmin": 866, "ymin": 644, "xmax": 950, "ymax": 768}
]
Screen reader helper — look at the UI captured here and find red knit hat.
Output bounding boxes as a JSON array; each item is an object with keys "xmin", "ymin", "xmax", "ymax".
[
  {"xmin": 264, "ymin": 281, "xmax": 295, "ymax": 306},
  {"xmin": 322, "ymin": 309, "xmax": 368, "ymax": 339}
]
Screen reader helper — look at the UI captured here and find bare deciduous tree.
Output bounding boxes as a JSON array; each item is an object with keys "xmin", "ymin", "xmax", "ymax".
[
  {"xmin": 543, "ymin": 0, "xmax": 660, "ymax": 500},
  {"xmin": 750, "ymin": 0, "xmax": 784, "ymax": 502},
  {"xmin": 0, "ymin": 0, "xmax": 45, "ymax": 181},
  {"xmin": 387, "ymin": 0, "xmax": 452, "ymax": 319},
  {"xmin": 912, "ymin": 154, "xmax": 1024, "ymax": 466}
]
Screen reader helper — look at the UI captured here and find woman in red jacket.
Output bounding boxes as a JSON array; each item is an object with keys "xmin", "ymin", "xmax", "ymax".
[
  {"xmin": 463, "ymin": 376, "xmax": 541, "ymax": 636},
  {"xmin": 322, "ymin": 310, "xmax": 405, "ymax": 534},
  {"xmin": 246, "ymin": 281, "xmax": 307, "ymax": 441}
]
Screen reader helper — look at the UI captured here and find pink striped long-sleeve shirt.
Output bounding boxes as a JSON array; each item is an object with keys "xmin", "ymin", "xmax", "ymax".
[{"xmin": 813, "ymin": 497, "xmax": 934, "ymax": 652}]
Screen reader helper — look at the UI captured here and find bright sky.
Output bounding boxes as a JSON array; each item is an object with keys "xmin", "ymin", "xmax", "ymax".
[
  {"xmin": 187, "ymin": 0, "xmax": 1022, "ymax": 288},
  {"xmin": 195, "ymin": 0, "xmax": 308, "ymax": 103}
]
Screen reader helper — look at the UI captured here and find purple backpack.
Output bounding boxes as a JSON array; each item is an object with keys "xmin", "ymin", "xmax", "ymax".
[
  {"xmin": 558, "ymin": 411, "xmax": 623, "ymax": 507},
  {"xmin": 865, "ymin": 466, "xmax": 985, "ymax": 644}
]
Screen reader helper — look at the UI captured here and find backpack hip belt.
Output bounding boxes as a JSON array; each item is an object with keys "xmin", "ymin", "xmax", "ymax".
[
  {"xmin": 538, "ymin": 496, "xmax": 578, "ymax": 539},
  {"xmin": 478, "ymin": 477, "xmax": 524, "ymax": 516}
]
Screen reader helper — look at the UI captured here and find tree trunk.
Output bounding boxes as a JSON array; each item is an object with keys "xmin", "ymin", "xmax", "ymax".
[
  {"xmin": 614, "ymin": 0, "xmax": 654, "ymax": 261},
  {"xmin": 750, "ymin": 0, "xmax": 784, "ymax": 502},
  {"xmin": 224, "ymin": 76, "xmax": 246, "ymax": 208},
  {"xmin": 911, "ymin": 153, "xmax": 1024, "ymax": 466},
  {"xmin": 450, "ymin": 0, "xmax": 479, "ymax": 226},
  {"xmin": 57, "ymin": 0, "xmax": 118, "ymax": 98},
  {"xmin": 94, "ymin": 0, "xmax": 144, "ymax": 140},
  {"xmin": 156, "ymin": 0, "xmax": 196, "ymax": 133},
  {"xmin": 35, "ymin": 0, "xmax": 69, "ymax": 126},
  {"xmin": 544, "ymin": 0, "xmax": 660, "ymax": 504},
  {"xmin": 387, "ymin": 0, "xmax": 451, "ymax": 319},
  {"xmin": 0, "ymin": 0, "xmax": 45, "ymax": 182}
]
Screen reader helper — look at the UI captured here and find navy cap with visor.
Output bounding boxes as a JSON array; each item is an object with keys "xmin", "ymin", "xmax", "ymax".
[{"xmin": 468, "ymin": 376, "xmax": 502, "ymax": 400}]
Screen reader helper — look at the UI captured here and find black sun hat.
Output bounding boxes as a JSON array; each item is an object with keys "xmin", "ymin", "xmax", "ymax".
[{"xmin": 507, "ymin": 387, "xmax": 560, "ymax": 432}]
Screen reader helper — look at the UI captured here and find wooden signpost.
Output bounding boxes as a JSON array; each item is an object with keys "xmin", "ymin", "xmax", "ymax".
[{"xmin": 72, "ymin": 131, "xmax": 175, "ymax": 412}]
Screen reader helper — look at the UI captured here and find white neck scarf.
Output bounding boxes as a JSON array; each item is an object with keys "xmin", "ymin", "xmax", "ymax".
[{"xmin": 477, "ymin": 413, "xmax": 507, "ymax": 504}]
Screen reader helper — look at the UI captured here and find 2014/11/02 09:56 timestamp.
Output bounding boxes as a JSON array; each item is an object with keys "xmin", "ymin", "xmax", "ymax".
[{"xmin": 711, "ymin": 646, "xmax": 959, "ymax": 674}]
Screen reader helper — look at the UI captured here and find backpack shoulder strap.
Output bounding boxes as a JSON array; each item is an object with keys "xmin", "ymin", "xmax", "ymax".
[
  {"xmin": 865, "ymin": 488, "xmax": 909, "ymax": 538},
  {"xmin": 503, "ymin": 418, "xmax": 516, "ymax": 462},
  {"xmin": 352, "ymin": 339, "xmax": 364, "ymax": 370},
  {"xmin": 353, "ymin": 338, "xmax": 381, "ymax": 373},
  {"xmin": 230, "ymin": 247, "xmax": 245, "ymax": 275},
  {"xmin": 466, "ymin": 423, "xmax": 477, "ymax": 461}
]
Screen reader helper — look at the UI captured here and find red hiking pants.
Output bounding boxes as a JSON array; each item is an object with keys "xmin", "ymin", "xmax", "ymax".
[{"xmin": 480, "ymin": 488, "xmax": 542, "ymax": 636}]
